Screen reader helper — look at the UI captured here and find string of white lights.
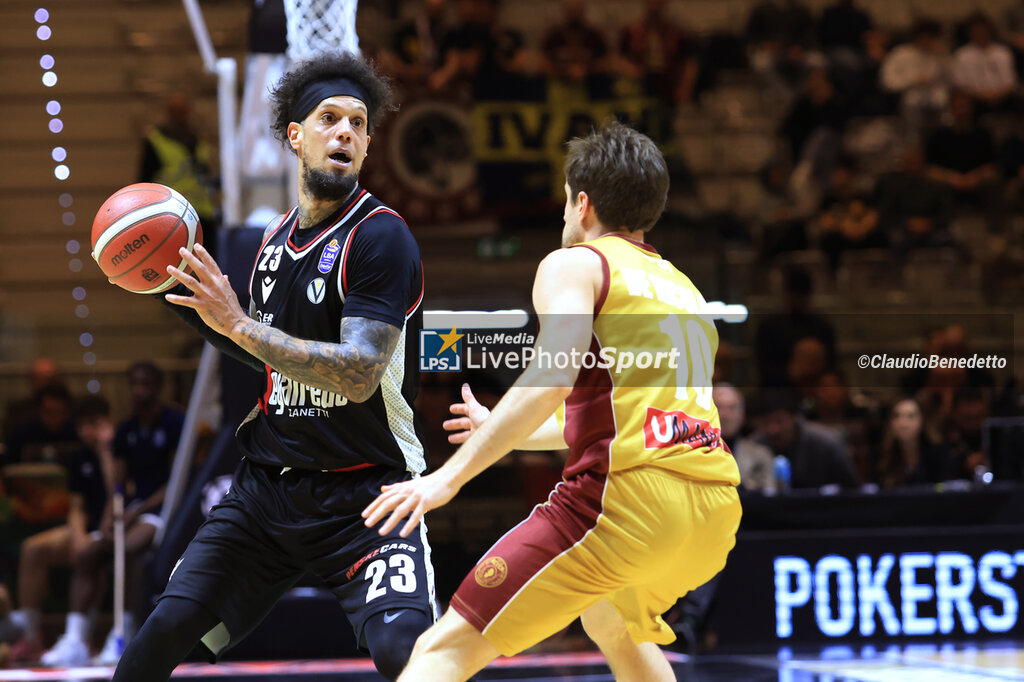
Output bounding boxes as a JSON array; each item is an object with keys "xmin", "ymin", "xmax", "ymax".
[{"xmin": 36, "ymin": 7, "xmax": 101, "ymax": 393}]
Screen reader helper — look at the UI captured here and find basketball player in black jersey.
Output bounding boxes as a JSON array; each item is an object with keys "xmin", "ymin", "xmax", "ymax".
[{"xmin": 113, "ymin": 54, "xmax": 435, "ymax": 681}]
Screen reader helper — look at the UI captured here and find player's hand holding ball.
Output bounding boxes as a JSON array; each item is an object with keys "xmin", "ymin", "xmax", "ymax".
[
  {"xmin": 162, "ymin": 242, "xmax": 250, "ymax": 339},
  {"xmin": 92, "ymin": 182, "xmax": 247, "ymax": 338}
]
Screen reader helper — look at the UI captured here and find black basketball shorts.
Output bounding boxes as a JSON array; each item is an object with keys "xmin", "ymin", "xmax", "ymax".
[{"xmin": 159, "ymin": 457, "xmax": 438, "ymax": 659}]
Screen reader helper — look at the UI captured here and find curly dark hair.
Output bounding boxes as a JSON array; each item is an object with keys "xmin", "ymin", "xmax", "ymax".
[{"xmin": 269, "ymin": 52, "xmax": 395, "ymax": 149}]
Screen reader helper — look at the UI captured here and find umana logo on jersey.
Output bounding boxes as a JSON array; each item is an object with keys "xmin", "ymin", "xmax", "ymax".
[
  {"xmin": 265, "ymin": 369, "xmax": 348, "ymax": 417},
  {"xmin": 643, "ymin": 406, "xmax": 721, "ymax": 450}
]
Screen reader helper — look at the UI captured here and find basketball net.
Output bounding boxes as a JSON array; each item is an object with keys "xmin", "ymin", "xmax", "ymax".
[{"xmin": 284, "ymin": 0, "xmax": 360, "ymax": 60}]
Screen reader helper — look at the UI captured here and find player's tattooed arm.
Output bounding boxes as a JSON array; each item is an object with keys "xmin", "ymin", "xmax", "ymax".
[
  {"xmin": 165, "ymin": 235, "xmax": 400, "ymax": 401},
  {"xmin": 234, "ymin": 315, "xmax": 401, "ymax": 403}
]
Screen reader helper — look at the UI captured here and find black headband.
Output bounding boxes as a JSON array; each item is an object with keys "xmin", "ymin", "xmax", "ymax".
[{"xmin": 290, "ymin": 77, "xmax": 368, "ymax": 123}]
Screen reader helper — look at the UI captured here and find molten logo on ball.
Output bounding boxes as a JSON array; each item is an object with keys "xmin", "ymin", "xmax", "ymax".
[{"xmin": 109, "ymin": 234, "xmax": 151, "ymax": 267}]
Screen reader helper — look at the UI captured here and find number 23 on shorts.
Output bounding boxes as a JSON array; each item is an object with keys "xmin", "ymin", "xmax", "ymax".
[{"xmin": 364, "ymin": 553, "xmax": 417, "ymax": 603}]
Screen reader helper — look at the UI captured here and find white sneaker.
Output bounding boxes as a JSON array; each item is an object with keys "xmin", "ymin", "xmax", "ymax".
[
  {"xmin": 91, "ymin": 630, "xmax": 124, "ymax": 665},
  {"xmin": 40, "ymin": 634, "xmax": 89, "ymax": 667}
]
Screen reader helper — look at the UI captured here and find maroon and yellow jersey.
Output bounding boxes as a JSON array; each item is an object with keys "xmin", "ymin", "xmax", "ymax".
[{"xmin": 558, "ymin": 233, "xmax": 740, "ymax": 485}]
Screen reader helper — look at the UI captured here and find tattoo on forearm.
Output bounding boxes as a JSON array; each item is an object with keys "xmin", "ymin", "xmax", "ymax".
[{"xmin": 238, "ymin": 316, "xmax": 401, "ymax": 402}]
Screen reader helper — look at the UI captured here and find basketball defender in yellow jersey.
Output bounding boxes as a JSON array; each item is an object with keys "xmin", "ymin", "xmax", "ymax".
[{"xmin": 363, "ymin": 122, "xmax": 742, "ymax": 681}]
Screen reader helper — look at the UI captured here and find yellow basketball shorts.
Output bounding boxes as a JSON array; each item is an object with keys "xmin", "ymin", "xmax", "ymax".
[{"xmin": 449, "ymin": 466, "xmax": 742, "ymax": 656}]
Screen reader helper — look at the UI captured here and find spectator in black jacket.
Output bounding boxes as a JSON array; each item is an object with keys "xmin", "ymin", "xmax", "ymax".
[
  {"xmin": 925, "ymin": 90, "xmax": 999, "ymax": 210},
  {"xmin": 751, "ymin": 388, "xmax": 861, "ymax": 490}
]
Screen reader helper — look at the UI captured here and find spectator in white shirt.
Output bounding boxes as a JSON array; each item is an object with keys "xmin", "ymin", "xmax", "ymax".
[
  {"xmin": 880, "ymin": 19, "xmax": 949, "ymax": 139},
  {"xmin": 714, "ymin": 384, "xmax": 776, "ymax": 492},
  {"xmin": 952, "ymin": 13, "xmax": 1018, "ymax": 111}
]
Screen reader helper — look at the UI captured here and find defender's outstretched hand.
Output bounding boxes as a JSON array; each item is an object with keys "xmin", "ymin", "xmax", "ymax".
[
  {"xmin": 362, "ymin": 472, "xmax": 459, "ymax": 538},
  {"xmin": 442, "ymin": 384, "xmax": 490, "ymax": 444},
  {"xmin": 164, "ymin": 244, "xmax": 248, "ymax": 338}
]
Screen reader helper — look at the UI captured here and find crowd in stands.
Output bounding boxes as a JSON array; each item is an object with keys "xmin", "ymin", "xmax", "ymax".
[
  {"xmin": 362, "ymin": 0, "xmax": 1023, "ymax": 491},
  {"xmin": 364, "ymin": 0, "xmax": 1024, "ymax": 280},
  {"xmin": 0, "ymin": 361, "xmax": 183, "ymax": 666},
  {"xmin": 729, "ymin": 263, "xmax": 1022, "ymax": 493}
]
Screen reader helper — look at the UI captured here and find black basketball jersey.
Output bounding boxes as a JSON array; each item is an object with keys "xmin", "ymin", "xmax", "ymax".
[{"xmin": 236, "ymin": 186, "xmax": 426, "ymax": 473}]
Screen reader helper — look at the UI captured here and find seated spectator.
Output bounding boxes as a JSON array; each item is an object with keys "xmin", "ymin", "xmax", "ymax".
[
  {"xmin": 905, "ymin": 324, "xmax": 996, "ymax": 437},
  {"xmin": 4, "ymin": 383, "xmax": 79, "ymax": 467},
  {"xmin": 4, "ymin": 357, "xmax": 63, "ymax": 439},
  {"xmin": 952, "ymin": 13, "xmax": 1018, "ymax": 113},
  {"xmin": 755, "ymin": 265, "xmax": 836, "ymax": 387},
  {"xmin": 1000, "ymin": 113, "xmax": 1024, "ymax": 210},
  {"xmin": 993, "ymin": 374, "xmax": 1024, "ymax": 419},
  {"xmin": 745, "ymin": 0, "xmax": 815, "ymax": 55},
  {"xmin": 755, "ymin": 159, "xmax": 816, "ymax": 258},
  {"xmin": 615, "ymin": 0, "xmax": 699, "ymax": 110},
  {"xmin": 0, "ymin": 582, "xmax": 13, "ymax": 644},
  {"xmin": 874, "ymin": 145, "xmax": 956, "ymax": 256},
  {"xmin": 4, "ymin": 396, "xmax": 113, "ymax": 664},
  {"xmin": 428, "ymin": 0, "xmax": 490, "ymax": 93},
  {"xmin": 926, "ymin": 90, "xmax": 1000, "ymax": 212},
  {"xmin": 879, "ymin": 19, "xmax": 950, "ymax": 140},
  {"xmin": 847, "ymin": 27, "xmax": 895, "ymax": 117},
  {"xmin": 808, "ymin": 369, "xmax": 878, "ymax": 481},
  {"xmin": 540, "ymin": 0, "xmax": 609, "ymax": 85},
  {"xmin": 814, "ymin": 161, "xmax": 886, "ymax": 271},
  {"xmin": 819, "ymin": 0, "xmax": 874, "ymax": 68},
  {"xmin": 944, "ymin": 387, "xmax": 992, "ymax": 480},
  {"xmin": 786, "ymin": 336, "xmax": 829, "ymax": 401},
  {"xmin": 712, "ymin": 340, "xmax": 736, "ymax": 384},
  {"xmin": 876, "ymin": 397, "xmax": 953, "ymax": 486},
  {"xmin": 745, "ymin": 0, "xmax": 818, "ymax": 106},
  {"xmin": 469, "ymin": 0, "xmax": 530, "ymax": 98},
  {"xmin": 41, "ymin": 362, "xmax": 183, "ymax": 667},
  {"xmin": 714, "ymin": 384, "xmax": 775, "ymax": 492},
  {"xmin": 751, "ymin": 388, "xmax": 861, "ymax": 490},
  {"xmin": 780, "ymin": 69, "xmax": 849, "ymax": 188},
  {"xmin": 1007, "ymin": 0, "xmax": 1024, "ymax": 74},
  {"xmin": 379, "ymin": 0, "xmax": 447, "ymax": 83}
]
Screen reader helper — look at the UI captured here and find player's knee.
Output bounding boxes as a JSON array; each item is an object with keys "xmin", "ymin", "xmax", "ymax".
[
  {"xmin": 370, "ymin": 643, "xmax": 411, "ymax": 681},
  {"xmin": 364, "ymin": 608, "xmax": 431, "ymax": 681},
  {"xmin": 75, "ymin": 539, "xmax": 107, "ymax": 570},
  {"xmin": 21, "ymin": 538, "xmax": 43, "ymax": 562},
  {"xmin": 581, "ymin": 604, "xmax": 630, "ymax": 649}
]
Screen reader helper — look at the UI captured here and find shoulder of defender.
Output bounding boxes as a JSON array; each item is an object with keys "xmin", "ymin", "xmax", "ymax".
[{"xmin": 535, "ymin": 245, "xmax": 604, "ymax": 289}]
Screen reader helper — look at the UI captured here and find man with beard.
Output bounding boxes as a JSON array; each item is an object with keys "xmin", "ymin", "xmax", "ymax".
[{"xmin": 113, "ymin": 53, "xmax": 433, "ymax": 681}]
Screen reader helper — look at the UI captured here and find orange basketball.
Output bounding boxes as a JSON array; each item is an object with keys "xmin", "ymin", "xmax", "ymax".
[{"xmin": 90, "ymin": 183, "xmax": 203, "ymax": 294}]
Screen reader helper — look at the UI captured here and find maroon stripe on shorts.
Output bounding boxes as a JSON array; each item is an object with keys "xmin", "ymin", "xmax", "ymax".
[
  {"xmin": 450, "ymin": 469, "xmax": 608, "ymax": 635},
  {"xmin": 562, "ymin": 333, "xmax": 617, "ymax": 480}
]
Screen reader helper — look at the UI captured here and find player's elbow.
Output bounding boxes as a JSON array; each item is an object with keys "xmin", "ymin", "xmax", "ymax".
[
  {"xmin": 520, "ymin": 370, "xmax": 575, "ymax": 400},
  {"xmin": 551, "ymin": 383, "xmax": 574, "ymax": 400},
  {"xmin": 346, "ymin": 378, "xmax": 386, "ymax": 404},
  {"xmin": 344, "ymin": 386, "xmax": 376, "ymax": 404}
]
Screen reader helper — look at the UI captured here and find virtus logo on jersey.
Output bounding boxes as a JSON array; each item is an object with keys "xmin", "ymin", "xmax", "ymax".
[
  {"xmin": 643, "ymin": 406, "xmax": 721, "ymax": 450},
  {"xmin": 307, "ymin": 277, "xmax": 326, "ymax": 304},
  {"xmin": 419, "ymin": 327, "xmax": 463, "ymax": 372}
]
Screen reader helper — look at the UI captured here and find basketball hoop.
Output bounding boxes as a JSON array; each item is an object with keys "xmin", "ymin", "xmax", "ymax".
[{"xmin": 284, "ymin": 0, "xmax": 360, "ymax": 60}]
